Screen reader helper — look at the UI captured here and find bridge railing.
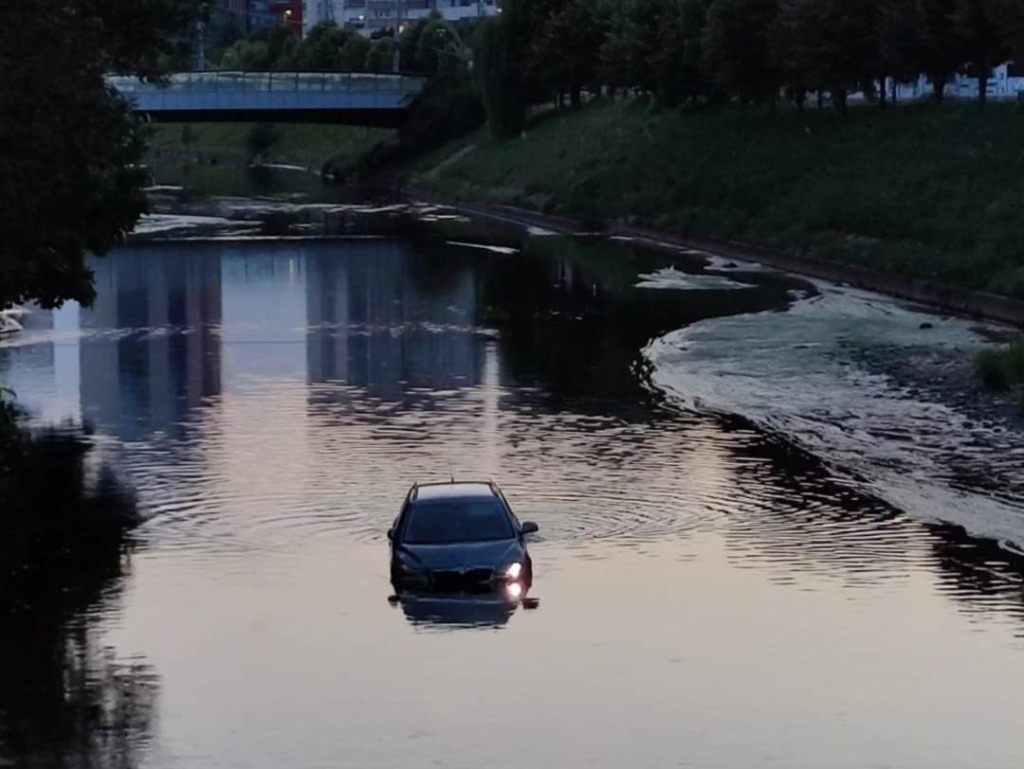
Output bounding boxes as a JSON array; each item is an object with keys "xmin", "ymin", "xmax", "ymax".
[{"xmin": 108, "ymin": 71, "xmax": 426, "ymax": 95}]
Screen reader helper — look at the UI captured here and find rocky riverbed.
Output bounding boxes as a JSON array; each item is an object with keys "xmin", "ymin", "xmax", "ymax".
[{"xmin": 849, "ymin": 337, "xmax": 1024, "ymax": 433}]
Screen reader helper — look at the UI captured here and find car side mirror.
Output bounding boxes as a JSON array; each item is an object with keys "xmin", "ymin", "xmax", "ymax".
[
  {"xmin": 386, "ymin": 528, "xmax": 395, "ymax": 541},
  {"xmin": 520, "ymin": 522, "xmax": 539, "ymax": 536}
]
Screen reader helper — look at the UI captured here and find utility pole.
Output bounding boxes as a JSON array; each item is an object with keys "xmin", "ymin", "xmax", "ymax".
[
  {"xmin": 195, "ymin": 16, "xmax": 206, "ymax": 71},
  {"xmin": 392, "ymin": 0, "xmax": 403, "ymax": 72}
]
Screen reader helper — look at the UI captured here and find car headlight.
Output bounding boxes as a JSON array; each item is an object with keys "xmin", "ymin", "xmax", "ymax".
[{"xmin": 504, "ymin": 562, "xmax": 523, "ymax": 580}]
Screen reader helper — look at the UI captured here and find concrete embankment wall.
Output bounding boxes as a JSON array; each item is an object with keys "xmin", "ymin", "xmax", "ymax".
[{"xmin": 417, "ymin": 194, "xmax": 1024, "ymax": 328}]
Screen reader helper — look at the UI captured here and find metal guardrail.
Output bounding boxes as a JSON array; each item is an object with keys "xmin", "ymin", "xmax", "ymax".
[{"xmin": 108, "ymin": 71, "xmax": 426, "ymax": 96}]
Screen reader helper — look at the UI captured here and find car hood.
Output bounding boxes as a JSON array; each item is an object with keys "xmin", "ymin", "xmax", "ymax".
[{"xmin": 397, "ymin": 539, "xmax": 523, "ymax": 571}]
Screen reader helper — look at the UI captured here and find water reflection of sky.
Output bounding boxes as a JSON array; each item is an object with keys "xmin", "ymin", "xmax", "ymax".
[{"xmin": 2, "ymin": 237, "xmax": 1024, "ymax": 769}]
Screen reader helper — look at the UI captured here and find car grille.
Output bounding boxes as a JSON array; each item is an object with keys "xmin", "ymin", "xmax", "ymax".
[{"xmin": 430, "ymin": 568, "xmax": 494, "ymax": 592}]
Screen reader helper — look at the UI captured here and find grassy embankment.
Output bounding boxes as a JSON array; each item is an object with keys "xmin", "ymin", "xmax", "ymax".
[
  {"xmin": 414, "ymin": 99, "xmax": 1024, "ymax": 299},
  {"xmin": 146, "ymin": 123, "xmax": 391, "ymax": 189},
  {"xmin": 414, "ymin": 99, "xmax": 1024, "ymax": 405}
]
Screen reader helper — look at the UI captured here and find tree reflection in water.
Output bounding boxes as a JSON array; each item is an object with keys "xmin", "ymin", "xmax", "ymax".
[{"xmin": 0, "ymin": 427, "xmax": 158, "ymax": 768}]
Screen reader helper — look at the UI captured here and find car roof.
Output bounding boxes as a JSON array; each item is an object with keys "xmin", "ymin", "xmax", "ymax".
[{"xmin": 410, "ymin": 482, "xmax": 499, "ymax": 503}]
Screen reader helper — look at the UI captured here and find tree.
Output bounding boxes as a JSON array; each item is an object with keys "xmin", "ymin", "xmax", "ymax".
[
  {"xmin": 295, "ymin": 21, "xmax": 354, "ymax": 70},
  {"xmin": 532, "ymin": 0, "xmax": 606, "ymax": 107},
  {"xmin": 775, "ymin": 0, "xmax": 880, "ymax": 116},
  {"xmin": 245, "ymin": 123, "xmax": 283, "ymax": 165},
  {"xmin": 877, "ymin": 0, "xmax": 923, "ymax": 105},
  {"xmin": 338, "ymin": 35, "xmax": 372, "ymax": 71},
  {"xmin": 417, "ymin": 14, "xmax": 467, "ymax": 77},
  {"xmin": 365, "ymin": 38, "xmax": 395, "ymax": 73},
  {"xmin": 219, "ymin": 38, "xmax": 272, "ymax": 69},
  {"xmin": 399, "ymin": 17, "xmax": 429, "ymax": 71},
  {"xmin": 600, "ymin": 0, "xmax": 667, "ymax": 95},
  {"xmin": 953, "ymin": 0, "xmax": 1022, "ymax": 106},
  {"xmin": 475, "ymin": 3, "xmax": 530, "ymax": 139},
  {"xmin": 914, "ymin": 0, "xmax": 964, "ymax": 101},
  {"xmin": 703, "ymin": 0, "xmax": 783, "ymax": 107},
  {"xmin": 0, "ymin": 0, "xmax": 195, "ymax": 310},
  {"xmin": 651, "ymin": 0, "xmax": 713, "ymax": 106}
]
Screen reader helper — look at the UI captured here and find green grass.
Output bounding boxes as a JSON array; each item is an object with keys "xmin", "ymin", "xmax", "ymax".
[
  {"xmin": 415, "ymin": 100, "xmax": 1024, "ymax": 298},
  {"xmin": 147, "ymin": 123, "xmax": 391, "ymax": 171},
  {"xmin": 974, "ymin": 341, "xmax": 1024, "ymax": 394}
]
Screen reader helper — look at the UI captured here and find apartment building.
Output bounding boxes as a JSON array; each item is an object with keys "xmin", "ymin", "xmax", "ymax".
[{"xmin": 333, "ymin": 0, "xmax": 500, "ymax": 35}]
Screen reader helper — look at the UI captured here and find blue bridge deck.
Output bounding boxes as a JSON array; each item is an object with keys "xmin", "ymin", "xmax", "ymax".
[{"xmin": 109, "ymin": 72, "xmax": 427, "ymax": 126}]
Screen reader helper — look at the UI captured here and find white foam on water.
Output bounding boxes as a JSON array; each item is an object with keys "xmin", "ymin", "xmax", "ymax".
[
  {"xmin": 645, "ymin": 284, "xmax": 1024, "ymax": 553},
  {"xmin": 636, "ymin": 267, "xmax": 754, "ymax": 291},
  {"xmin": 703, "ymin": 253, "xmax": 779, "ymax": 272},
  {"xmin": 446, "ymin": 241, "xmax": 519, "ymax": 255},
  {"xmin": 133, "ymin": 214, "xmax": 242, "ymax": 234},
  {"xmin": 256, "ymin": 163, "xmax": 311, "ymax": 173},
  {"xmin": 0, "ymin": 313, "xmax": 23, "ymax": 336}
]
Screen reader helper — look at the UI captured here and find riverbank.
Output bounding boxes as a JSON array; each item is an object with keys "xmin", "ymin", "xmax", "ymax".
[
  {"xmin": 400, "ymin": 192, "xmax": 1024, "ymax": 438},
  {"xmin": 146, "ymin": 123, "xmax": 391, "ymax": 189},
  {"xmin": 412, "ymin": 100, "xmax": 1024, "ymax": 300}
]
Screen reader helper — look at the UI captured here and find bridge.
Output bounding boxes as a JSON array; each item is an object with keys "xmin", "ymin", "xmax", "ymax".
[{"xmin": 109, "ymin": 72, "xmax": 428, "ymax": 127}]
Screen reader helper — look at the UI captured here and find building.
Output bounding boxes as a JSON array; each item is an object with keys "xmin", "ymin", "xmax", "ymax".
[
  {"xmin": 334, "ymin": 0, "xmax": 500, "ymax": 36},
  {"xmin": 891, "ymin": 63, "xmax": 1024, "ymax": 103},
  {"xmin": 245, "ymin": 0, "xmax": 303, "ymax": 32}
]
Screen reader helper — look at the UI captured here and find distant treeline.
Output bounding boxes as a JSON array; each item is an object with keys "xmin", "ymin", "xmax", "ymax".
[
  {"xmin": 212, "ymin": 13, "xmax": 470, "ymax": 76},
  {"xmin": 477, "ymin": 0, "xmax": 1024, "ymax": 136}
]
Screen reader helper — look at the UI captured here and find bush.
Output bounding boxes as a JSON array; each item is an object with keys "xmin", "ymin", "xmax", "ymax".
[
  {"xmin": 975, "ymin": 349, "xmax": 1012, "ymax": 391},
  {"xmin": 244, "ymin": 123, "xmax": 282, "ymax": 165},
  {"xmin": 974, "ymin": 342, "xmax": 1024, "ymax": 392},
  {"xmin": 986, "ymin": 267, "xmax": 1024, "ymax": 300},
  {"xmin": 357, "ymin": 74, "xmax": 485, "ymax": 177}
]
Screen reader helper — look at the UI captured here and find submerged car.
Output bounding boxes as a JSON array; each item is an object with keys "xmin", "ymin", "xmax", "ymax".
[{"xmin": 388, "ymin": 481, "xmax": 539, "ymax": 598}]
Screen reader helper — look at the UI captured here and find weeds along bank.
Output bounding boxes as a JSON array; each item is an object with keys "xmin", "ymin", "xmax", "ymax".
[
  {"xmin": 414, "ymin": 99, "xmax": 1024, "ymax": 300},
  {"xmin": 146, "ymin": 123, "xmax": 392, "ymax": 180}
]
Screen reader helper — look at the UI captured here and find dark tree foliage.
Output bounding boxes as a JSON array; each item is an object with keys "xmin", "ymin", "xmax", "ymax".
[
  {"xmin": 0, "ymin": 0, "xmax": 194, "ymax": 310},
  {"xmin": 915, "ymin": 0, "xmax": 965, "ymax": 101},
  {"xmin": 293, "ymin": 21, "xmax": 355, "ymax": 69},
  {"xmin": 652, "ymin": 0, "xmax": 714, "ymax": 106},
  {"xmin": 474, "ymin": 0, "xmax": 1024, "ymax": 126},
  {"xmin": 475, "ymin": 4, "xmax": 531, "ymax": 139},
  {"xmin": 953, "ymin": 0, "xmax": 1023, "ymax": 106},
  {"xmin": 417, "ymin": 16, "xmax": 467, "ymax": 76},
  {"xmin": 600, "ymin": 0, "xmax": 667, "ymax": 95},
  {"xmin": 340, "ymin": 34, "xmax": 373, "ymax": 71},
  {"xmin": 703, "ymin": 0, "xmax": 783, "ymax": 107},
  {"xmin": 365, "ymin": 38, "xmax": 396, "ymax": 73},
  {"xmin": 877, "ymin": 0, "xmax": 923, "ymax": 105},
  {"xmin": 774, "ymin": 0, "xmax": 881, "ymax": 114},
  {"xmin": 532, "ymin": 0, "xmax": 607, "ymax": 107}
]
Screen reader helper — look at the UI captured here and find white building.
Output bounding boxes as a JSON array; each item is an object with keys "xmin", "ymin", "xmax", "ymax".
[
  {"xmin": 338, "ymin": 0, "xmax": 500, "ymax": 36},
  {"xmin": 892, "ymin": 63, "xmax": 1024, "ymax": 102}
]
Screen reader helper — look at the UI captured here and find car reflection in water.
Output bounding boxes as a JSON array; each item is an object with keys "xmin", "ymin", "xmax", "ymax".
[
  {"xmin": 387, "ymin": 481, "xmax": 540, "ymax": 629},
  {"xmin": 389, "ymin": 591, "xmax": 539, "ymax": 630}
]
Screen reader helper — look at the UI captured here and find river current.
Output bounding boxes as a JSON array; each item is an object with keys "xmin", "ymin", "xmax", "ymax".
[{"xmin": 1, "ymin": 204, "xmax": 1022, "ymax": 768}]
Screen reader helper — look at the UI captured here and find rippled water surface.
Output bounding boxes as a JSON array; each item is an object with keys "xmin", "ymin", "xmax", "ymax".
[{"xmin": 2, "ymin": 219, "xmax": 1024, "ymax": 769}]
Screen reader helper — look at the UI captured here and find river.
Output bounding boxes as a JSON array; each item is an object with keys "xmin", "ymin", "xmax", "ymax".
[{"xmin": 1, "ymin": 201, "xmax": 1023, "ymax": 769}]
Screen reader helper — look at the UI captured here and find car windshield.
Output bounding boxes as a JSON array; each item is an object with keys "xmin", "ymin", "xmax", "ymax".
[{"xmin": 403, "ymin": 499, "xmax": 514, "ymax": 544}]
